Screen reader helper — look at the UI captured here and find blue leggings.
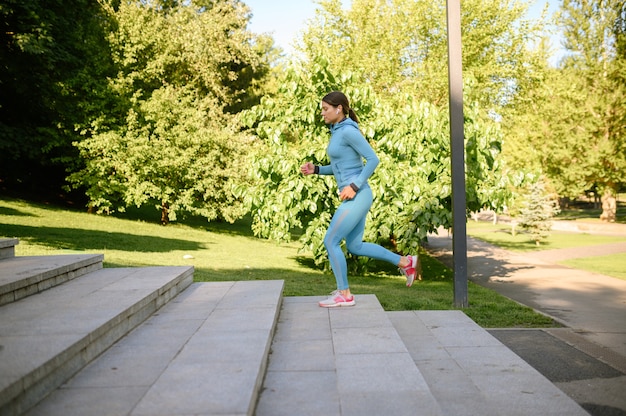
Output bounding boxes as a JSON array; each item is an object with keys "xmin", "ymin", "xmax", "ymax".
[{"xmin": 324, "ymin": 186, "xmax": 401, "ymax": 290}]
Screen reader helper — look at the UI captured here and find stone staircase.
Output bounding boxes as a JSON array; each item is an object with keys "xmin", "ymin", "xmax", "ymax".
[{"xmin": 0, "ymin": 238, "xmax": 589, "ymax": 416}]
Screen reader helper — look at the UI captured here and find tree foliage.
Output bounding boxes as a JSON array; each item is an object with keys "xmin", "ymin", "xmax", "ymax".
[
  {"xmin": 503, "ymin": 67, "xmax": 594, "ymax": 197},
  {"xmin": 67, "ymin": 0, "xmax": 271, "ymax": 223},
  {"xmin": 517, "ymin": 178, "xmax": 560, "ymax": 245},
  {"xmin": 503, "ymin": 0, "xmax": 625, "ymax": 220},
  {"xmin": 239, "ymin": 57, "xmax": 509, "ymax": 266},
  {"xmin": 236, "ymin": 0, "xmax": 550, "ymax": 266},
  {"xmin": 298, "ymin": 0, "xmax": 551, "ymax": 113},
  {"xmin": 0, "ymin": 0, "xmax": 113, "ymax": 195}
]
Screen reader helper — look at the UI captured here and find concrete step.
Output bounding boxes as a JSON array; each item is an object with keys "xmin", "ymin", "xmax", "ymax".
[
  {"xmin": 0, "ymin": 254, "xmax": 104, "ymax": 306},
  {"xmin": 24, "ymin": 280, "xmax": 284, "ymax": 416},
  {"xmin": 389, "ymin": 310, "xmax": 589, "ymax": 416},
  {"xmin": 0, "ymin": 238, "xmax": 18, "ymax": 260},
  {"xmin": 0, "ymin": 265, "xmax": 193, "ymax": 415},
  {"xmin": 257, "ymin": 295, "xmax": 444, "ymax": 416}
]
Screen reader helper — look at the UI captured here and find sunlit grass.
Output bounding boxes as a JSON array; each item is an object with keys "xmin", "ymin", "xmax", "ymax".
[
  {"xmin": 466, "ymin": 221, "xmax": 626, "ymax": 252},
  {"xmin": 466, "ymin": 220, "xmax": 626, "ymax": 280},
  {"xmin": 1, "ymin": 197, "xmax": 555, "ymax": 328},
  {"xmin": 560, "ymin": 254, "xmax": 626, "ymax": 281}
]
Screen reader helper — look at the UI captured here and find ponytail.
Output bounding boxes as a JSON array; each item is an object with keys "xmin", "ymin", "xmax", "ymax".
[{"xmin": 347, "ymin": 108, "xmax": 359, "ymax": 123}]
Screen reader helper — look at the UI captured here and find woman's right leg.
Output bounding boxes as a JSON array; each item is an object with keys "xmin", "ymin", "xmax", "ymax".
[
  {"xmin": 319, "ymin": 202, "xmax": 359, "ymax": 307},
  {"xmin": 324, "ymin": 190, "xmax": 375, "ymax": 291},
  {"xmin": 324, "ymin": 206, "xmax": 352, "ymax": 291}
]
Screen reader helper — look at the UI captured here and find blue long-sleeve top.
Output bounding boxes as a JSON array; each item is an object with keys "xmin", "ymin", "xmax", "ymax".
[{"xmin": 318, "ymin": 118, "xmax": 379, "ymax": 190}]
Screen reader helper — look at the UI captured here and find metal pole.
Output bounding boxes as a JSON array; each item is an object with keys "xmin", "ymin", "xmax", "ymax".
[{"xmin": 446, "ymin": 0, "xmax": 468, "ymax": 308}]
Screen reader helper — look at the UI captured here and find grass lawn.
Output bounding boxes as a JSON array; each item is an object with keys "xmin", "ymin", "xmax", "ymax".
[
  {"xmin": 466, "ymin": 221, "xmax": 626, "ymax": 280},
  {"xmin": 466, "ymin": 221, "xmax": 626, "ymax": 252},
  {"xmin": 561, "ymin": 254, "xmax": 626, "ymax": 281},
  {"xmin": 0, "ymin": 197, "xmax": 555, "ymax": 328}
]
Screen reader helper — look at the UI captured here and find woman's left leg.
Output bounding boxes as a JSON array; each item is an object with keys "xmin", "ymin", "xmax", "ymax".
[{"xmin": 345, "ymin": 187, "xmax": 402, "ymax": 265}]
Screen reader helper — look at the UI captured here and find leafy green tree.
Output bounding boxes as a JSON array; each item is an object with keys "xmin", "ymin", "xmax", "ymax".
[
  {"xmin": 239, "ymin": 57, "xmax": 509, "ymax": 267},
  {"xmin": 299, "ymin": 0, "xmax": 556, "ymax": 230},
  {"xmin": 68, "ymin": 0, "xmax": 270, "ymax": 223},
  {"xmin": 72, "ymin": 85, "xmax": 248, "ymax": 223},
  {"xmin": 609, "ymin": 0, "xmax": 626, "ymax": 200},
  {"xmin": 505, "ymin": 0, "xmax": 625, "ymax": 220},
  {"xmin": 0, "ymin": 0, "xmax": 113, "ymax": 196},
  {"xmin": 502, "ymin": 67, "xmax": 593, "ymax": 197},
  {"xmin": 298, "ymin": 0, "xmax": 551, "ymax": 113},
  {"xmin": 617, "ymin": 1, "xmax": 626, "ymax": 57},
  {"xmin": 236, "ymin": 0, "xmax": 541, "ymax": 267}
]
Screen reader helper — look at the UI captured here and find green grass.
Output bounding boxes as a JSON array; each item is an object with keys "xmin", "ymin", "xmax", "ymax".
[
  {"xmin": 466, "ymin": 221, "xmax": 626, "ymax": 280},
  {"xmin": 466, "ymin": 221, "xmax": 626, "ymax": 252},
  {"xmin": 0, "ymin": 197, "xmax": 555, "ymax": 328},
  {"xmin": 561, "ymin": 254, "xmax": 626, "ymax": 281}
]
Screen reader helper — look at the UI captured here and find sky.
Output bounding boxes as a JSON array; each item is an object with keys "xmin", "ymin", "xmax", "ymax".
[
  {"xmin": 244, "ymin": 0, "xmax": 563, "ymax": 61},
  {"xmin": 243, "ymin": 0, "xmax": 345, "ymax": 54}
]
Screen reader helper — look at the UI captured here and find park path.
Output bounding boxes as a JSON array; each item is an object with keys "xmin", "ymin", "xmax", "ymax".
[
  {"xmin": 530, "ymin": 241, "xmax": 626, "ymax": 262},
  {"xmin": 424, "ymin": 221, "xmax": 626, "ymax": 361}
]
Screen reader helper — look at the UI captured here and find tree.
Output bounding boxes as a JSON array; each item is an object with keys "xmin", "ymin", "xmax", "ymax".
[
  {"xmin": 68, "ymin": 0, "xmax": 271, "ymax": 223},
  {"xmin": 505, "ymin": 0, "xmax": 626, "ymax": 221},
  {"xmin": 517, "ymin": 178, "xmax": 560, "ymax": 245},
  {"xmin": 236, "ymin": 0, "xmax": 546, "ymax": 267},
  {"xmin": 560, "ymin": 0, "xmax": 625, "ymax": 219},
  {"xmin": 505, "ymin": 0, "xmax": 626, "ymax": 220},
  {"xmin": 238, "ymin": 57, "xmax": 510, "ymax": 267},
  {"xmin": 502, "ymin": 67, "xmax": 595, "ymax": 198},
  {"xmin": 298, "ymin": 0, "xmax": 551, "ymax": 113},
  {"xmin": 71, "ymin": 85, "xmax": 249, "ymax": 223},
  {"xmin": 0, "ymin": 0, "xmax": 114, "ymax": 197}
]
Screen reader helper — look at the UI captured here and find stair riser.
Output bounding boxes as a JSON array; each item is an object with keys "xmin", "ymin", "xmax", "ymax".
[
  {"xmin": 0, "ymin": 247, "xmax": 15, "ymax": 261},
  {"xmin": 249, "ymin": 298, "xmax": 282, "ymax": 416},
  {"xmin": 0, "ymin": 257, "xmax": 104, "ymax": 307},
  {"xmin": 0, "ymin": 239, "xmax": 18, "ymax": 260},
  {"xmin": 0, "ymin": 269, "xmax": 193, "ymax": 415}
]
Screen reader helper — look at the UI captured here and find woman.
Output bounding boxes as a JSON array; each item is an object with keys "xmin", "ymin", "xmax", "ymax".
[{"xmin": 301, "ymin": 91, "xmax": 421, "ymax": 308}]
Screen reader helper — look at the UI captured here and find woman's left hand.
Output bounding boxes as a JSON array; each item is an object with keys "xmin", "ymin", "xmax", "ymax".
[{"xmin": 339, "ymin": 186, "xmax": 356, "ymax": 201}]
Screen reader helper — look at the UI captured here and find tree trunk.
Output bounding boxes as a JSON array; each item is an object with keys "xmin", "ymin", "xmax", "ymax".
[
  {"xmin": 600, "ymin": 190, "xmax": 616, "ymax": 222},
  {"xmin": 389, "ymin": 234, "xmax": 398, "ymax": 251},
  {"xmin": 161, "ymin": 202, "xmax": 170, "ymax": 225}
]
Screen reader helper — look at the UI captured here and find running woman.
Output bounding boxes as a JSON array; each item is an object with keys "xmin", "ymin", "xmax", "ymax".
[{"xmin": 300, "ymin": 91, "xmax": 421, "ymax": 308}]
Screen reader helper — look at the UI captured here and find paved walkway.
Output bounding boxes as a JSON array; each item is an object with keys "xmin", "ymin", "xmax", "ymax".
[{"xmin": 424, "ymin": 220, "xmax": 626, "ymax": 415}]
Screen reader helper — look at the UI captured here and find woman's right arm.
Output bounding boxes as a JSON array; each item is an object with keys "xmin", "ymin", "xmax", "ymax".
[{"xmin": 301, "ymin": 162, "xmax": 332, "ymax": 175}]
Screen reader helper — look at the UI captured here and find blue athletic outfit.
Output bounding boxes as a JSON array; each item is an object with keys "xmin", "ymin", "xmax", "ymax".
[{"xmin": 317, "ymin": 118, "xmax": 402, "ymax": 290}]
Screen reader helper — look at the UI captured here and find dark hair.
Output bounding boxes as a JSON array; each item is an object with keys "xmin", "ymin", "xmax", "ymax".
[{"xmin": 322, "ymin": 91, "xmax": 359, "ymax": 123}]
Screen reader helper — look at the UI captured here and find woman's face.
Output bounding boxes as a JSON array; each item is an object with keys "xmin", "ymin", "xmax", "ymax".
[{"xmin": 321, "ymin": 101, "xmax": 344, "ymax": 124}]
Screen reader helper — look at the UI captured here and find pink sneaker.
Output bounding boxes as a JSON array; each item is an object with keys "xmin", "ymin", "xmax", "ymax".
[
  {"xmin": 399, "ymin": 255, "xmax": 422, "ymax": 287},
  {"xmin": 318, "ymin": 290, "xmax": 356, "ymax": 308}
]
